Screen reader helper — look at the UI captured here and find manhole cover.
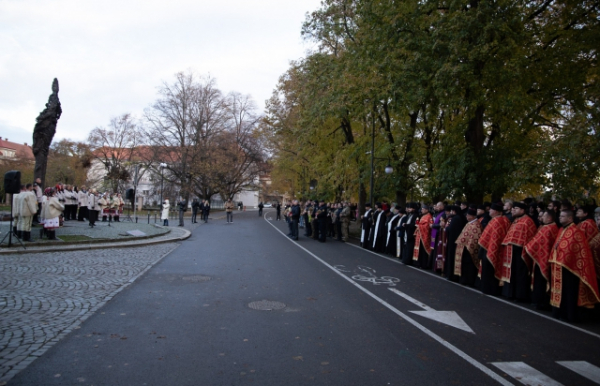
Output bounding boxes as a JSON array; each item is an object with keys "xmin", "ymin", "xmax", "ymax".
[
  {"xmin": 182, "ymin": 275, "xmax": 212, "ymax": 282},
  {"xmin": 248, "ymin": 300, "xmax": 286, "ymax": 311}
]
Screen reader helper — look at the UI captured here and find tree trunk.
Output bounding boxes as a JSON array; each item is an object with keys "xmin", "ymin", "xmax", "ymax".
[
  {"xmin": 358, "ymin": 181, "xmax": 367, "ymax": 216},
  {"xmin": 395, "ymin": 191, "xmax": 407, "ymax": 207}
]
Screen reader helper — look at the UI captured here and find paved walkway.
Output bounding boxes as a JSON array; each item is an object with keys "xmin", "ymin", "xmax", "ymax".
[
  {"xmin": 0, "ymin": 211, "xmax": 230, "ymax": 254},
  {"xmin": 0, "ymin": 214, "xmax": 229, "ymax": 384}
]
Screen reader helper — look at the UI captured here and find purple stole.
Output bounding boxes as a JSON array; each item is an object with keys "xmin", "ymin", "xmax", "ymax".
[{"xmin": 430, "ymin": 212, "xmax": 444, "ymax": 250}]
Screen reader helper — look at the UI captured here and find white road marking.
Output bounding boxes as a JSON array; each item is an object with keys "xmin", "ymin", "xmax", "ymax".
[
  {"xmin": 264, "ymin": 218, "xmax": 513, "ymax": 386},
  {"xmin": 557, "ymin": 361, "xmax": 600, "ymax": 384},
  {"xmin": 333, "ymin": 265, "xmax": 400, "ymax": 286},
  {"xmin": 388, "ymin": 288, "xmax": 474, "ymax": 334},
  {"xmin": 346, "ymin": 243, "xmax": 600, "ymax": 340},
  {"xmin": 491, "ymin": 362, "xmax": 563, "ymax": 386}
]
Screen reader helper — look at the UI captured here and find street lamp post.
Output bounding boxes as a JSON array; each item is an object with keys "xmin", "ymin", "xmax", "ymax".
[
  {"xmin": 159, "ymin": 163, "xmax": 167, "ymax": 207},
  {"xmin": 367, "ymin": 123, "xmax": 393, "ymax": 206}
]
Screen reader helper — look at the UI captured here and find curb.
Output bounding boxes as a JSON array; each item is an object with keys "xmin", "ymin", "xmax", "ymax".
[
  {"xmin": 0, "ymin": 227, "xmax": 192, "ymax": 255},
  {"xmin": 0, "ymin": 243, "xmax": 181, "ymax": 384}
]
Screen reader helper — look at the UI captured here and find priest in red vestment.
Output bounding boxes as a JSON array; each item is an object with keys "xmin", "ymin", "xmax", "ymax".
[
  {"xmin": 524, "ymin": 210, "xmax": 559, "ymax": 310},
  {"xmin": 479, "ymin": 203, "xmax": 511, "ymax": 296},
  {"xmin": 500, "ymin": 202, "xmax": 538, "ymax": 302},
  {"xmin": 550, "ymin": 209, "xmax": 600, "ymax": 322},
  {"xmin": 413, "ymin": 205, "xmax": 433, "ymax": 269},
  {"xmin": 577, "ymin": 205, "xmax": 600, "ymax": 276},
  {"xmin": 454, "ymin": 208, "xmax": 483, "ymax": 287}
]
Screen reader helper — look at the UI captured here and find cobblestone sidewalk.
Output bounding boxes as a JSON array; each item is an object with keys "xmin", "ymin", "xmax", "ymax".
[{"xmin": 0, "ymin": 243, "xmax": 179, "ymax": 384}]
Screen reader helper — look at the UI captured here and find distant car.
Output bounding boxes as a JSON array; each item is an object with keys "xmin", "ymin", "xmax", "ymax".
[{"xmin": 263, "ymin": 203, "xmax": 273, "ymax": 208}]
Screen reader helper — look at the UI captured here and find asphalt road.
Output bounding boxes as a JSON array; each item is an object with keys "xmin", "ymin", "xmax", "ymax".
[{"xmin": 8, "ymin": 210, "xmax": 600, "ymax": 385}]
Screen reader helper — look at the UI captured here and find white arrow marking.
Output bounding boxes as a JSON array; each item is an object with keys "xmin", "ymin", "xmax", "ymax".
[{"xmin": 388, "ymin": 288, "xmax": 474, "ymax": 334}]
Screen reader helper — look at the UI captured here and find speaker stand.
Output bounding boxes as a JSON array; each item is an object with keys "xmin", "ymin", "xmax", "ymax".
[
  {"xmin": 1, "ymin": 200, "xmax": 26, "ymax": 249},
  {"xmin": 122, "ymin": 208, "xmax": 133, "ymax": 223}
]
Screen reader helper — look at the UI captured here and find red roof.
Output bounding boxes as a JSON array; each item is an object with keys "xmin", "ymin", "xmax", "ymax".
[{"xmin": 0, "ymin": 139, "xmax": 34, "ymax": 160}]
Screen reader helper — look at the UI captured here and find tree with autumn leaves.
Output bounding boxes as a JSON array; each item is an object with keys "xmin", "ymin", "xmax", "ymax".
[
  {"xmin": 86, "ymin": 71, "xmax": 266, "ymax": 202},
  {"xmin": 263, "ymin": 0, "xmax": 600, "ymax": 209}
]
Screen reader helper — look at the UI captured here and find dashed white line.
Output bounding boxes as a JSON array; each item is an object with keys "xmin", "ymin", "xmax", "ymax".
[
  {"xmin": 264, "ymin": 217, "xmax": 513, "ymax": 386},
  {"xmin": 491, "ymin": 362, "xmax": 563, "ymax": 386},
  {"xmin": 557, "ymin": 361, "xmax": 600, "ymax": 384}
]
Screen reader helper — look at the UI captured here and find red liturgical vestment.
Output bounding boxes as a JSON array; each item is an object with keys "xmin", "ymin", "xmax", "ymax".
[
  {"xmin": 478, "ymin": 216, "xmax": 511, "ymax": 278},
  {"xmin": 454, "ymin": 220, "xmax": 483, "ymax": 276},
  {"xmin": 413, "ymin": 213, "xmax": 433, "ymax": 261},
  {"xmin": 500, "ymin": 215, "xmax": 537, "ymax": 282},
  {"xmin": 579, "ymin": 219, "xmax": 600, "ymax": 274},
  {"xmin": 550, "ymin": 223, "xmax": 600, "ymax": 308},
  {"xmin": 524, "ymin": 223, "xmax": 559, "ymax": 282}
]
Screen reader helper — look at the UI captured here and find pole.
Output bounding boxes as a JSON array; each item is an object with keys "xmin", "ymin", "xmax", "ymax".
[
  {"xmin": 133, "ymin": 165, "xmax": 139, "ymax": 223},
  {"xmin": 160, "ymin": 167, "xmax": 164, "ymax": 207},
  {"xmin": 8, "ymin": 198, "xmax": 13, "ymax": 247},
  {"xmin": 369, "ymin": 115, "xmax": 375, "ymax": 207}
]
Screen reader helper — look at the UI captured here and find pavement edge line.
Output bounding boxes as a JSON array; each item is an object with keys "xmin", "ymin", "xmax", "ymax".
[
  {"xmin": 0, "ymin": 243, "xmax": 181, "ymax": 384},
  {"xmin": 0, "ymin": 228, "xmax": 191, "ymax": 255},
  {"xmin": 263, "ymin": 215, "xmax": 513, "ymax": 386},
  {"xmin": 345, "ymin": 242, "xmax": 600, "ymax": 341}
]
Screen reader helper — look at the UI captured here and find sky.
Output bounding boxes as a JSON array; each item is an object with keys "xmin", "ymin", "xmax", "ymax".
[{"xmin": 0, "ymin": 0, "xmax": 322, "ymax": 147}]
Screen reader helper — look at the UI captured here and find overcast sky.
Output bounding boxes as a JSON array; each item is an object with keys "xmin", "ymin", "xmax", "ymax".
[{"xmin": 0, "ymin": 0, "xmax": 322, "ymax": 147}]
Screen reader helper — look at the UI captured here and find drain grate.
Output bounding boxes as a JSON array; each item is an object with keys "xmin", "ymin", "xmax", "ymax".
[
  {"xmin": 182, "ymin": 275, "xmax": 212, "ymax": 282},
  {"xmin": 248, "ymin": 300, "xmax": 286, "ymax": 311}
]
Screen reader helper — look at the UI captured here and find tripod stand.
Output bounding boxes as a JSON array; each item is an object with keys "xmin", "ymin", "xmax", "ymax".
[
  {"xmin": 0, "ymin": 199, "xmax": 26, "ymax": 249},
  {"xmin": 122, "ymin": 205, "xmax": 133, "ymax": 222}
]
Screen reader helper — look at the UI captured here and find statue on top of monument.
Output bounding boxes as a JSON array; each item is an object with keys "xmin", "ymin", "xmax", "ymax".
[{"xmin": 32, "ymin": 78, "xmax": 62, "ymax": 188}]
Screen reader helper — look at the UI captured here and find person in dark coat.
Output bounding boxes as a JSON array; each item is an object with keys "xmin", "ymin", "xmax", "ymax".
[
  {"xmin": 401, "ymin": 203, "xmax": 418, "ymax": 265},
  {"xmin": 191, "ymin": 199, "xmax": 200, "ymax": 223},
  {"xmin": 371, "ymin": 203, "xmax": 388, "ymax": 252},
  {"xmin": 386, "ymin": 206, "xmax": 402, "ymax": 255},
  {"xmin": 202, "ymin": 199, "xmax": 210, "ymax": 223},
  {"xmin": 289, "ymin": 200, "xmax": 301, "ymax": 240},
  {"xmin": 316, "ymin": 200, "xmax": 328, "ymax": 242},
  {"xmin": 396, "ymin": 208, "xmax": 408, "ymax": 260},
  {"xmin": 258, "ymin": 202, "xmax": 264, "ymax": 216},
  {"xmin": 303, "ymin": 202, "xmax": 313, "ymax": 237},
  {"xmin": 177, "ymin": 198, "xmax": 187, "ymax": 226},
  {"xmin": 444, "ymin": 205, "xmax": 466, "ymax": 281},
  {"xmin": 361, "ymin": 203, "xmax": 373, "ymax": 249}
]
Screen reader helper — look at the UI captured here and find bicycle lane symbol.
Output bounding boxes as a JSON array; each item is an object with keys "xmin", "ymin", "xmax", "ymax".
[{"xmin": 333, "ymin": 265, "xmax": 400, "ymax": 286}]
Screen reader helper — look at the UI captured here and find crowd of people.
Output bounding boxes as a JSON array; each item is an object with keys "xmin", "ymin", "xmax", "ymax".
[
  {"xmin": 12, "ymin": 181, "xmax": 600, "ymax": 323},
  {"xmin": 11, "ymin": 177, "xmax": 220, "ymax": 239},
  {"xmin": 11, "ymin": 179, "xmax": 132, "ymax": 240},
  {"xmin": 278, "ymin": 200, "xmax": 356, "ymax": 242},
  {"xmin": 268, "ymin": 197, "xmax": 600, "ymax": 323},
  {"xmin": 358, "ymin": 199, "xmax": 600, "ymax": 323}
]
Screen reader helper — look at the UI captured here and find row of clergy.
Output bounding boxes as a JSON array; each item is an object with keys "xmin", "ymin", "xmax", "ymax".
[{"xmin": 360, "ymin": 201, "xmax": 600, "ymax": 323}]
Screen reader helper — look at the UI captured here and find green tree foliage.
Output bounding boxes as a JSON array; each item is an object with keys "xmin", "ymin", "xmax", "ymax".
[
  {"xmin": 46, "ymin": 139, "xmax": 92, "ymax": 187},
  {"xmin": 264, "ymin": 0, "xmax": 600, "ymax": 204}
]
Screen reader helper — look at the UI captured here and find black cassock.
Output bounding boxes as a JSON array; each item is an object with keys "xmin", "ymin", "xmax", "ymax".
[
  {"xmin": 372, "ymin": 210, "xmax": 387, "ymax": 252},
  {"xmin": 386, "ymin": 213, "xmax": 401, "ymax": 255},
  {"xmin": 361, "ymin": 209, "xmax": 373, "ymax": 249},
  {"xmin": 501, "ymin": 245, "xmax": 531, "ymax": 302},
  {"xmin": 479, "ymin": 247, "xmax": 501, "ymax": 296},
  {"xmin": 396, "ymin": 215, "xmax": 408, "ymax": 260},
  {"xmin": 459, "ymin": 247, "xmax": 479, "ymax": 287},
  {"xmin": 444, "ymin": 215, "xmax": 465, "ymax": 282},
  {"xmin": 401, "ymin": 214, "xmax": 416, "ymax": 265}
]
